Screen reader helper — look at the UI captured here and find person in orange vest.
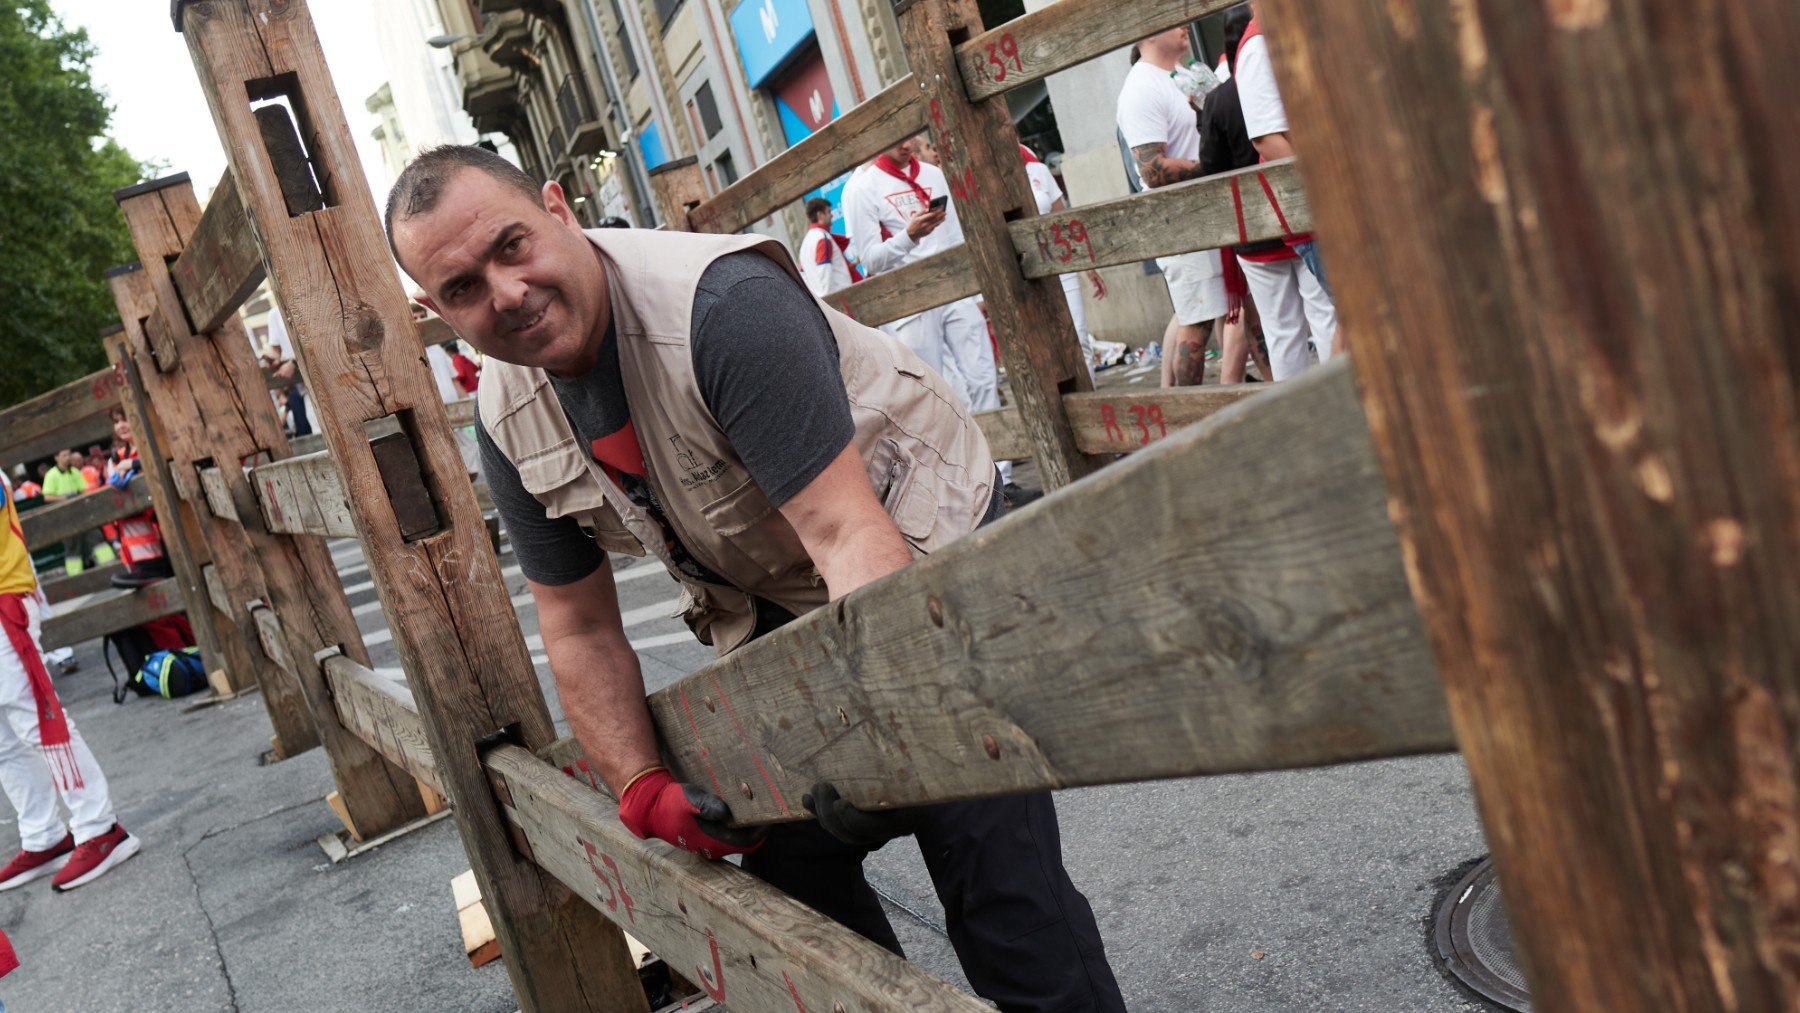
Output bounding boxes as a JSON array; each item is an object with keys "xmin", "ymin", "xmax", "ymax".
[
  {"xmin": 0, "ymin": 471, "xmax": 141, "ymax": 892},
  {"xmin": 102, "ymin": 410, "xmax": 172, "ymax": 590}
]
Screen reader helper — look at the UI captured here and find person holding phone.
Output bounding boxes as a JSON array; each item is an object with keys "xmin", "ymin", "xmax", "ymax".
[{"xmin": 843, "ymin": 136, "xmax": 1034, "ymax": 505}]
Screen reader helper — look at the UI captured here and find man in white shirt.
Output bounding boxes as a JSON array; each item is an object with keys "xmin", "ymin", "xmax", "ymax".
[
  {"xmin": 1116, "ymin": 26, "xmax": 1225, "ymax": 387},
  {"xmin": 844, "ymin": 138, "xmax": 1024, "ymax": 496},
  {"xmin": 1236, "ymin": 8, "xmax": 1335, "ymax": 303},
  {"xmin": 797, "ymin": 197, "xmax": 856, "ymax": 298}
]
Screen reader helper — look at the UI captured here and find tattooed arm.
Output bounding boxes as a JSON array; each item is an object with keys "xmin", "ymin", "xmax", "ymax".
[{"xmin": 1131, "ymin": 142, "xmax": 1203, "ymax": 189}]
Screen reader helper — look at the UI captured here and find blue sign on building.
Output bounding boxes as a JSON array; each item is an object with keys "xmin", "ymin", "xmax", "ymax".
[
  {"xmin": 728, "ymin": 0, "xmax": 817, "ymax": 88},
  {"xmin": 638, "ymin": 121, "xmax": 667, "ymax": 169}
]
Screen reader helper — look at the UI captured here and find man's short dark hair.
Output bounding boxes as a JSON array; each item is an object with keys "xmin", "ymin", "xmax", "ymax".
[
  {"xmin": 384, "ymin": 145, "xmax": 544, "ymax": 270},
  {"xmin": 804, "ymin": 197, "xmax": 832, "ymax": 219}
]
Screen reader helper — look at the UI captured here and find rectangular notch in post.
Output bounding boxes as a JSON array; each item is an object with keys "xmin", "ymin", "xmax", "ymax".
[
  {"xmin": 245, "ymin": 73, "xmax": 333, "ymax": 216},
  {"xmin": 366, "ymin": 413, "xmax": 441, "ymax": 542}
]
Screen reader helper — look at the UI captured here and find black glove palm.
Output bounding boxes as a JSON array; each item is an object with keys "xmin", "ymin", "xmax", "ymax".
[{"xmin": 802, "ymin": 782, "xmax": 921, "ymax": 848}]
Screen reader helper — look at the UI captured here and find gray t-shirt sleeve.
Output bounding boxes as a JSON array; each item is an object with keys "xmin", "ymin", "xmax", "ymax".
[
  {"xmin": 476, "ymin": 416, "xmax": 605, "ymax": 586},
  {"xmin": 691, "ymin": 252, "xmax": 856, "ymax": 507}
]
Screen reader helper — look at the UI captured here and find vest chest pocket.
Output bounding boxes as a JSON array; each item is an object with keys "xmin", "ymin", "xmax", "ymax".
[
  {"xmin": 872, "ymin": 438, "xmax": 939, "ymax": 546},
  {"xmin": 514, "ymin": 440, "xmax": 640, "ymax": 554},
  {"xmin": 699, "ymin": 472, "xmax": 807, "ymax": 578}
]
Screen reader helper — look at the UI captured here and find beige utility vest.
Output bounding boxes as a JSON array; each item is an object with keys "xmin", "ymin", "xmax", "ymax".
[{"xmin": 480, "ymin": 228, "xmax": 995, "ymax": 654}]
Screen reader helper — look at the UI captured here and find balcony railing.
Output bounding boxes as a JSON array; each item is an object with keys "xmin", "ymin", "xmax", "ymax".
[{"xmin": 555, "ymin": 70, "xmax": 598, "ymax": 138}]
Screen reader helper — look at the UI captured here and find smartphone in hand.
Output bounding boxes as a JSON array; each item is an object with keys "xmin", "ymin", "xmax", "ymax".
[{"xmin": 927, "ymin": 195, "xmax": 949, "ymax": 212}]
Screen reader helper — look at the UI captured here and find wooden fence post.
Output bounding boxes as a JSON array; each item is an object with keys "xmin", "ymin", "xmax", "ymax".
[
  {"xmin": 647, "ymin": 156, "xmax": 709, "ymax": 229},
  {"xmin": 107, "ymin": 183, "xmax": 428, "ymax": 836},
  {"xmin": 1264, "ymin": 1, "xmax": 1800, "ymax": 1008},
  {"xmin": 173, "ymin": 2, "xmax": 646, "ymax": 1008},
  {"xmin": 98, "ymin": 324, "xmax": 236, "ymax": 697},
  {"xmin": 892, "ymin": 0, "xmax": 1100, "ymax": 491},
  {"xmin": 104, "ymin": 255, "xmax": 317, "ymax": 750}
]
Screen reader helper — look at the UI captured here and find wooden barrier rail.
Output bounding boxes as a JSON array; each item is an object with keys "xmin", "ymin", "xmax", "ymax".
[
  {"xmin": 40, "ymin": 579, "xmax": 182, "ymax": 650},
  {"xmin": 18, "ymin": 475, "xmax": 151, "ymax": 550}
]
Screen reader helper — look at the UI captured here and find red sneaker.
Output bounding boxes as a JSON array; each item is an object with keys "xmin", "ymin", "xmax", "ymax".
[
  {"xmin": 0, "ymin": 834, "xmax": 74, "ymax": 891},
  {"xmin": 51, "ymin": 824, "xmax": 141, "ymax": 892}
]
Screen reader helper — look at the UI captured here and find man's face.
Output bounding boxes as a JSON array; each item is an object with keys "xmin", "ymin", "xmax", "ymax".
[
  {"xmin": 1148, "ymin": 25, "xmax": 1190, "ymax": 58},
  {"xmin": 54, "ymin": 450, "xmax": 69, "ymax": 469},
  {"xmin": 882, "ymin": 141, "xmax": 913, "ymax": 166},
  {"xmin": 394, "ymin": 169, "xmax": 609, "ymax": 377}
]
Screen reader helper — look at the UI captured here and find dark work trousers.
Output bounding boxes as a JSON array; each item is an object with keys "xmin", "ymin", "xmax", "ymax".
[{"xmin": 739, "ymin": 484, "xmax": 1125, "ymax": 1012}]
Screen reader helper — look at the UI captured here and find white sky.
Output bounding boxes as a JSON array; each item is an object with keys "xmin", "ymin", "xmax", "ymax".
[{"xmin": 50, "ymin": 0, "xmax": 394, "ymax": 208}]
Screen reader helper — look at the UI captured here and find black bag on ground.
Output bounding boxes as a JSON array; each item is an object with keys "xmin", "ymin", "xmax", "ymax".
[{"xmin": 103, "ymin": 627, "xmax": 160, "ymax": 702}]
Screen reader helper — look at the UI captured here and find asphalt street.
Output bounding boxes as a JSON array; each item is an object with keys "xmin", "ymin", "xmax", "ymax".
[{"xmin": 0, "ymin": 362, "xmax": 1501, "ymax": 1012}]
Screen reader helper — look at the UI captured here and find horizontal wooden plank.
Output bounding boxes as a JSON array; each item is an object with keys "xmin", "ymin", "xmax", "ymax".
[
  {"xmin": 38, "ymin": 563, "xmax": 125, "ymax": 605},
  {"xmin": 973, "ymin": 406, "xmax": 1029, "ymax": 460},
  {"xmin": 957, "ymin": 0, "xmax": 1233, "ymax": 103},
  {"xmin": 289, "ymin": 432, "xmax": 325, "ymax": 456},
  {"xmin": 829, "ymin": 246, "xmax": 977, "ymax": 328},
  {"xmin": 247, "ymin": 603, "xmax": 289, "ymax": 671},
  {"xmin": 321, "ymin": 653, "xmax": 441, "ymax": 797},
  {"xmin": 250, "ymin": 451, "xmax": 357, "ymax": 538},
  {"xmin": 167, "ymin": 170, "xmax": 264, "ymax": 333},
  {"xmin": 0, "ymin": 368, "xmax": 124, "ymax": 461},
  {"xmin": 445, "ymin": 397, "xmax": 474, "ymax": 428},
  {"xmin": 7, "ymin": 415, "xmax": 119, "ymax": 474},
  {"xmin": 485, "ymin": 745, "xmax": 987, "ymax": 1013},
  {"xmin": 196, "ymin": 465, "xmax": 239, "ymax": 521},
  {"xmin": 1011, "ymin": 161, "xmax": 1310, "ymax": 279},
  {"xmin": 40, "ymin": 578, "xmax": 183, "ymax": 650},
  {"xmin": 19, "ymin": 475, "xmax": 152, "ymax": 551},
  {"xmin": 638, "ymin": 361, "xmax": 1448, "ymax": 825},
  {"xmin": 687, "ymin": 78, "xmax": 926, "ymax": 236}
]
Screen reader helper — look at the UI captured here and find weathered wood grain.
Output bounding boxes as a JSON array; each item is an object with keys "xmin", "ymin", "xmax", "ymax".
[
  {"xmin": 828, "ymin": 246, "xmax": 977, "ymax": 328},
  {"xmin": 647, "ymin": 157, "xmax": 708, "ymax": 231},
  {"xmin": 1011, "ymin": 161, "xmax": 1309, "ymax": 279},
  {"xmin": 1268, "ymin": 0, "xmax": 1800, "ymax": 1007},
  {"xmin": 900, "ymin": 0, "xmax": 1100, "ymax": 491},
  {"xmin": 0, "ymin": 367, "xmax": 124, "ymax": 462},
  {"xmin": 40, "ymin": 579, "xmax": 182, "ymax": 650},
  {"xmin": 167, "ymin": 170, "xmax": 264, "ymax": 333},
  {"xmin": 19, "ymin": 476, "xmax": 151, "ymax": 551},
  {"xmin": 976, "ymin": 385, "xmax": 1269, "ymax": 462},
  {"xmin": 247, "ymin": 603, "xmax": 290, "ymax": 675},
  {"xmin": 686, "ymin": 77, "xmax": 925, "ymax": 236},
  {"xmin": 39, "ymin": 563, "xmax": 125, "ymax": 605},
  {"xmin": 178, "ymin": 3, "xmax": 643, "ymax": 1008},
  {"xmin": 321, "ymin": 652, "xmax": 441, "ymax": 797},
  {"xmin": 972, "ymin": 407, "xmax": 1028, "ymax": 461},
  {"xmin": 632, "ymin": 363, "xmax": 1446, "ymax": 825},
  {"xmin": 110, "ymin": 196, "xmax": 322, "ymax": 752},
  {"xmin": 486, "ymin": 746, "xmax": 989, "ymax": 1013},
  {"xmin": 202, "ymin": 563, "xmax": 232, "ymax": 618},
  {"xmin": 103, "ymin": 330, "xmax": 234, "ymax": 689},
  {"xmin": 444, "ymin": 397, "xmax": 474, "ymax": 429},
  {"xmin": 955, "ymin": 0, "xmax": 1233, "ymax": 103},
  {"xmin": 196, "ymin": 465, "xmax": 239, "ymax": 521},
  {"xmin": 248, "ymin": 451, "xmax": 356, "ymax": 538},
  {"xmin": 4, "ymin": 415, "xmax": 119, "ymax": 477}
]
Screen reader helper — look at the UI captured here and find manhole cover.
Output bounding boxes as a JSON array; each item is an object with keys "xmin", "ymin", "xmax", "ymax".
[{"xmin": 1433, "ymin": 856, "xmax": 1531, "ymax": 1011}]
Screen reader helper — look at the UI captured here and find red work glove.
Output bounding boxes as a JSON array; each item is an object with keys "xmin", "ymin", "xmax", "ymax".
[{"xmin": 617, "ymin": 767, "xmax": 765, "ymax": 860}]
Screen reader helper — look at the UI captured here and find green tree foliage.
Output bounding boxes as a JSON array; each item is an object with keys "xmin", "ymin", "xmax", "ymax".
[{"xmin": 0, "ymin": 2, "xmax": 151, "ymax": 408}]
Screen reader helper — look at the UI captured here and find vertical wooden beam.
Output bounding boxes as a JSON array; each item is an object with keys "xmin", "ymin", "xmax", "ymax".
[
  {"xmin": 100, "ymin": 326, "xmax": 235, "ymax": 695},
  {"xmin": 110, "ymin": 180, "xmax": 425, "ymax": 836},
  {"xmin": 174, "ymin": 3, "xmax": 646, "ymax": 1010},
  {"xmin": 892, "ymin": 0, "xmax": 1100, "ymax": 491},
  {"xmin": 646, "ymin": 156, "xmax": 708, "ymax": 230},
  {"xmin": 105, "ymin": 260, "xmax": 305, "ymax": 722},
  {"xmin": 1264, "ymin": 1, "xmax": 1800, "ymax": 1009}
]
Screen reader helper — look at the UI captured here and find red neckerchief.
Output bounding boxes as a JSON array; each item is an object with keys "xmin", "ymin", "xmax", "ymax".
[
  {"xmin": 590, "ymin": 419, "xmax": 646, "ymax": 488},
  {"xmin": 0, "ymin": 594, "xmax": 80, "ymax": 791},
  {"xmin": 1019, "ymin": 144, "xmax": 1041, "ymax": 164},
  {"xmin": 812, "ymin": 226, "xmax": 866, "ymax": 282}
]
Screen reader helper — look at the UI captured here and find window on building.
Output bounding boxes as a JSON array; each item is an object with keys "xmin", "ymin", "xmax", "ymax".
[
  {"xmin": 608, "ymin": 0, "xmax": 639, "ymax": 80},
  {"xmin": 654, "ymin": 0, "xmax": 684, "ymax": 30},
  {"xmin": 693, "ymin": 82, "xmax": 723, "ymax": 141},
  {"xmin": 714, "ymin": 152, "xmax": 738, "ymax": 187}
]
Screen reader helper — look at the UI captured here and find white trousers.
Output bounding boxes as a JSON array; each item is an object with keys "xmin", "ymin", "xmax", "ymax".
[
  {"xmin": 1060, "ymin": 274, "xmax": 1095, "ymax": 376},
  {"xmin": 1239, "ymin": 255, "xmax": 1338, "ymax": 381},
  {"xmin": 0, "ymin": 597, "xmax": 115, "ymax": 849}
]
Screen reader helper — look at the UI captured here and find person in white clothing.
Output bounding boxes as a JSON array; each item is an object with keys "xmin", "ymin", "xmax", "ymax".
[
  {"xmin": 417, "ymin": 304, "xmax": 484, "ymax": 477},
  {"xmin": 1020, "ymin": 146, "xmax": 1112, "ymax": 377},
  {"xmin": 1117, "ymin": 27, "xmax": 1226, "ymax": 387},
  {"xmin": 0, "ymin": 473, "xmax": 140, "ymax": 893},
  {"xmin": 797, "ymin": 197, "xmax": 858, "ymax": 298},
  {"xmin": 843, "ymin": 138, "xmax": 1030, "ymax": 500},
  {"xmin": 1236, "ymin": 8, "xmax": 1338, "ymax": 316}
]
